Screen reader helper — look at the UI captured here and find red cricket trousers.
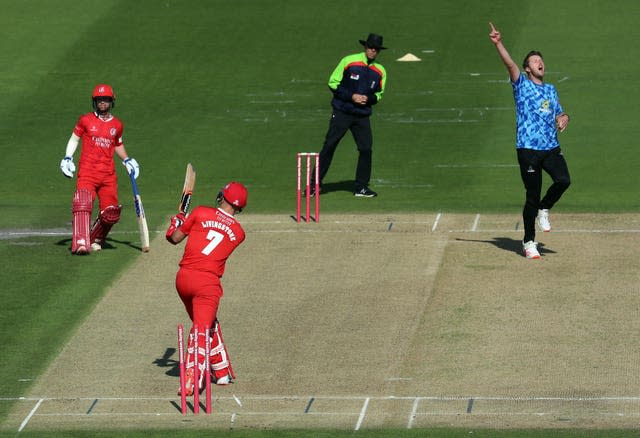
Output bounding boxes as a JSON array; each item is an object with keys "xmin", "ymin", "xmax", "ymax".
[
  {"xmin": 175, "ymin": 268, "xmax": 222, "ymax": 329},
  {"xmin": 76, "ymin": 171, "xmax": 119, "ymax": 211}
]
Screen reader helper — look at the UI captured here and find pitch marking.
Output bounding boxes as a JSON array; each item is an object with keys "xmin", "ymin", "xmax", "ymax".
[
  {"xmin": 471, "ymin": 214, "xmax": 480, "ymax": 231},
  {"xmin": 408, "ymin": 397, "xmax": 421, "ymax": 429},
  {"xmin": 304, "ymin": 397, "xmax": 315, "ymax": 413},
  {"xmin": 355, "ymin": 397, "xmax": 370, "ymax": 430},
  {"xmin": 432, "ymin": 213, "xmax": 441, "ymax": 232},
  {"xmin": 467, "ymin": 398, "xmax": 475, "ymax": 413},
  {"xmin": 18, "ymin": 398, "xmax": 43, "ymax": 432},
  {"xmin": 86, "ymin": 398, "xmax": 99, "ymax": 415}
]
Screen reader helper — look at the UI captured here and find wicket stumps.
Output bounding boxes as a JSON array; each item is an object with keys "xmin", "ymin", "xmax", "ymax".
[
  {"xmin": 177, "ymin": 324, "xmax": 212, "ymax": 415},
  {"xmin": 296, "ymin": 152, "xmax": 320, "ymax": 223}
]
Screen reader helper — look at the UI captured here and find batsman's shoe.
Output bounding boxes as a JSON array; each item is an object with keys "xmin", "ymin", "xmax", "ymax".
[
  {"xmin": 213, "ymin": 373, "xmax": 233, "ymax": 385},
  {"xmin": 304, "ymin": 186, "xmax": 316, "ymax": 198},
  {"xmin": 304, "ymin": 183, "xmax": 321, "ymax": 198},
  {"xmin": 91, "ymin": 242, "xmax": 102, "ymax": 252},
  {"xmin": 354, "ymin": 187, "xmax": 377, "ymax": 198},
  {"xmin": 537, "ymin": 209, "xmax": 551, "ymax": 232},
  {"xmin": 523, "ymin": 241, "xmax": 541, "ymax": 259}
]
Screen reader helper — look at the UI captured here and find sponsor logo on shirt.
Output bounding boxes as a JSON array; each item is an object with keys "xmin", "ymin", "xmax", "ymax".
[
  {"xmin": 92, "ymin": 136, "xmax": 113, "ymax": 148},
  {"xmin": 350, "ymin": 74, "xmax": 360, "ymax": 80}
]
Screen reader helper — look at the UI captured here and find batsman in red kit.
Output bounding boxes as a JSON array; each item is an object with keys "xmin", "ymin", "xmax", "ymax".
[
  {"xmin": 60, "ymin": 84, "xmax": 140, "ymax": 255},
  {"xmin": 166, "ymin": 182, "xmax": 247, "ymax": 395}
]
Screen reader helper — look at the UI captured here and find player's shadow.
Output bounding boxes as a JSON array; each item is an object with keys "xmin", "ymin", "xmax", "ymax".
[
  {"xmin": 455, "ymin": 236, "xmax": 556, "ymax": 257},
  {"xmin": 320, "ymin": 180, "xmax": 354, "ymax": 195},
  {"xmin": 153, "ymin": 347, "xmax": 180, "ymax": 377},
  {"xmin": 154, "ymin": 348, "xmax": 188, "ymax": 413},
  {"xmin": 55, "ymin": 237, "xmax": 141, "ymax": 252}
]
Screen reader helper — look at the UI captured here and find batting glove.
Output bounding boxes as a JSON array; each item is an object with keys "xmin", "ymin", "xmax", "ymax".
[
  {"xmin": 165, "ymin": 213, "xmax": 186, "ymax": 242},
  {"xmin": 60, "ymin": 156, "xmax": 76, "ymax": 178},
  {"xmin": 123, "ymin": 157, "xmax": 140, "ymax": 179}
]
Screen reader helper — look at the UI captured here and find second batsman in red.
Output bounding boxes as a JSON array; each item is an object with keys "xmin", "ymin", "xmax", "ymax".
[
  {"xmin": 166, "ymin": 182, "xmax": 247, "ymax": 395},
  {"xmin": 60, "ymin": 84, "xmax": 140, "ymax": 255}
]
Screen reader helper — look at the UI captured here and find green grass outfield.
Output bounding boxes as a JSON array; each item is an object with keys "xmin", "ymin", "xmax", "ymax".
[{"xmin": 1, "ymin": 0, "xmax": 639, "ymax": 436}]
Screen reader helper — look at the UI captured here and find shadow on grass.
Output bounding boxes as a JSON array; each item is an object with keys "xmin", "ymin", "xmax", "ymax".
[
  {"xmin": 319, "ymin": 180, "xmax": 354, "ymax": 195},
  {"xmin": 455, "ymin": 236, "xmax": 556, "ymax": 257}
]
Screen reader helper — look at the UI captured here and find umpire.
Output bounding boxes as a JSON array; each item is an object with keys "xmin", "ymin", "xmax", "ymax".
[{"xmin": 315, "ymin": 33, "xmax": 388, "ymax": 198}]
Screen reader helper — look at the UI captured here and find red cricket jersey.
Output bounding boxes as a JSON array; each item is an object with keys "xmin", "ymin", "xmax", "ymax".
[
  {"xmin": 178, "ymin": 206, "xmax": 246, "ymax": 277},
  {"xmin": 73, "ymin": 112, "xmax": 124, "ymax": 176}
]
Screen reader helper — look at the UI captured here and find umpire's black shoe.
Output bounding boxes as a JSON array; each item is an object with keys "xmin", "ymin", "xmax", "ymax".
[
  {"xmin": 354, "ymin": 187, "xmax": 377, "ymax": 197},
  {"xmin": 304, "ymin": 183, "xmax": 318, "ymax": 198}
]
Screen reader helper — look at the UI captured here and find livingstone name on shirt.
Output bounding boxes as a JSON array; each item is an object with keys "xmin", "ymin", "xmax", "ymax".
[{"xmin": 200, "ymin": 221, "xmax": 237, "ymax": 241}]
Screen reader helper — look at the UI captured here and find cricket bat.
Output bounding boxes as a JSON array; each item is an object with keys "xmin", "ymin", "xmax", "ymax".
[
  {"xmin": 179, "ymin": 163, "xmax": 196, "ymax": 215},
  {"xmin": 128, "ymin": 172, "xmax": 150, "ymax": 252}
]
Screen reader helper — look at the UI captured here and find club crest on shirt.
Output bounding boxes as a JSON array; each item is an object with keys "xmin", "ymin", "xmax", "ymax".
[
  {"xmin": 540, "ymin": 100, "xmax": 550, "ymax": 113},
  {"xmin": 110, "ymin": 128, "xmax": 117, "ymax": 137}
]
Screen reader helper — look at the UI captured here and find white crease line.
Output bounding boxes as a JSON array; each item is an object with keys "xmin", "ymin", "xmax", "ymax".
[
  {"xmin": 18, "ymin": 398, "xmax": 43, "ymax": 432},
  {"xmin": 355, "ymin": 397, "xmax": 370, "ymax": 430},
  {"xmin": 418, "ymin": 411, "xmax": 640, "ymax": 417},
  {"xmin": 448, "ymin": 229, "xmax": 640, "ymax": 234},
  {"xmin": 10, "ymin": 395, "xmax": 640, "ymax": 402},
  {"xmin": 471, "ymin": 214, "xmax": 480, "ymax": 231},
  {"xmin": 432, "ymin": 213, "xmax": 441, "ymax": 232},
  {"xmin": 0, "ymin": 230, "xmax": 143, "ymax": 239}
]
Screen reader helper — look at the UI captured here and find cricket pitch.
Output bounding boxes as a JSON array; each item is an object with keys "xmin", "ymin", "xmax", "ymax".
[{"xmin": 4, "ymin": 213, "xmax": 640, "ymax": 432}]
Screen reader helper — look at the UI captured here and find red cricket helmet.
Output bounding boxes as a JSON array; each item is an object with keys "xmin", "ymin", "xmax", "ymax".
[
  {"xmin": 220, "ymin": 182, "xmax": 248, "ymax": 211},
  {"xmin": 92, "ymin": 84, "xmax": 116, "ymax": 110}
]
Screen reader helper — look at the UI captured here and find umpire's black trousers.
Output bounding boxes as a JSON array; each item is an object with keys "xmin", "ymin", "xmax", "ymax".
[
  {"xmin": 517, "ymin": 146, "xmax": 571, "ymax": 242},
  {"xmin": 318, "ymin": 109, "xmax": 373, "ymax": 190}
]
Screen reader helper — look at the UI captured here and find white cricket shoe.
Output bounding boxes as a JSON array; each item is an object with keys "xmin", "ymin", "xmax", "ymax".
[
  {"xmin": 213, "ymin": 373, "xmax": 232, "ymax": 385},
  {"xmin": 523, "ymin": 241, "xmax": 541, "ymax": 259},
  {"xmin": 91, "ymin": 242, "xmax": 102, "ymax": 252},
  {"xmin": 537, "ymin": 209, "xmax": 551, "ymax": 232}
]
